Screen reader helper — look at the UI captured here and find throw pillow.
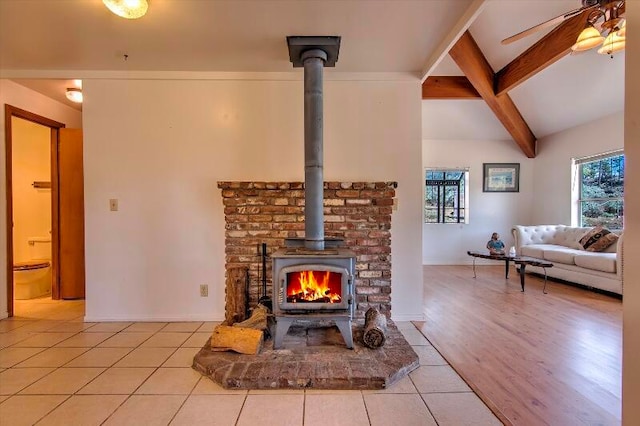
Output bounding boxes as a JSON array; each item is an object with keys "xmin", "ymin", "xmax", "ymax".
[{"xmin": 579, "ymin": 226, "xmax": 619, "ymax": 252}]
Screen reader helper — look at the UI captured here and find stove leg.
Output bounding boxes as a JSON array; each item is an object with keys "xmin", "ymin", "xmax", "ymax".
[
  {"xmin": 273, "ymin": 317, "xmax": 295, "ymax": 349},
  {"xmin": 335, "ymin": 319, "xmax": 354, "ymax": 349}
]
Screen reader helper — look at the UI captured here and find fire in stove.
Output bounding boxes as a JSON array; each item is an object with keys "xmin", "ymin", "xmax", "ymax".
[
  {"xmin": 276, "ymin": 262, "xmax": 352, "ymax": 312},
  {"xmin": 286, "ymin": 270, "xmax": 342, "ymax": 303}
]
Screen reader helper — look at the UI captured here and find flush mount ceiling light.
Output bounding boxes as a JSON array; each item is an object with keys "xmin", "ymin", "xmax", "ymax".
[
  {"xmin": 103, "ymin": 0, "xmax": 149, "ymax": 19},
  {"xmin": 65, "ymin": 88, "xmax": 83, "ymax": 104}
]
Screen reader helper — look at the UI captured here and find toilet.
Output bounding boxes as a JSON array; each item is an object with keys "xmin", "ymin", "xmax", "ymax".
[
  {"xmin": 14, "ymin": 260, "xmax": 52, "ymax": 299},
  {"xmin": 13, "ymin": 237, "xmax": 52, "ymax": 300}
]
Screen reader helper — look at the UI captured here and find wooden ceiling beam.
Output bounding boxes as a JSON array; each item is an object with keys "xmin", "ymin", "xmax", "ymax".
[
  {"xmin": 495, "ymin": 9, "xmax": 593, "ymax": 97},
  {"xmin": 422, "ymin": 76, "xmax": 481, "ymax": 99},
  {"xmin": 449, "ymin": 30, "xmax": 536, "ymax": 158}
]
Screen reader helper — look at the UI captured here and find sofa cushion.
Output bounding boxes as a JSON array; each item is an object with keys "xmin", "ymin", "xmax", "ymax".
[
  {"xmin": 603, "ymin": 231, "xmax": 622, "ymax": 253},
  {"xmin": 579, "ymin": 226, "xmax": 619, "ymax": 252},
  {"xmin": 554, "ymin": 227, "xmax": 592, "ymax": 249},
  {"xmin": 542, "ymin": 247, "xmax": 580, "ymax": 265},
  {"xmin": 520, "ymin": 245, "xmax": 546, "ymax": 258},
  {"xmin": 574, "ymin": 252, "xmax": 617, "ymax": 273}
]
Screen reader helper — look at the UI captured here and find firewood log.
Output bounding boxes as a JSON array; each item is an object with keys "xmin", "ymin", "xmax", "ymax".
[
  {"xmin": 363, "ymin": 307, "xmax": 388, "ymax": 349},
  {"xmin": 211, "ymin": 325, "xmax": 263, "ymax": 355},
  {"xmin": 224, "ymin": 268, "xmax": 247, "ymax": 325},
  {"xmin": 233, "ymin": 304, "xmax": 268, "ymax": 330}
]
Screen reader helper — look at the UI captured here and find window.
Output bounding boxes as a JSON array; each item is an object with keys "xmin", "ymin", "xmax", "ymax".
[
  {"xmin": 424, "ymin": 168, "xmax": 469, "ymax": 223},
  {"xmin": 576, "ymin": 151, "xmax": 624, "ymax": 229}
]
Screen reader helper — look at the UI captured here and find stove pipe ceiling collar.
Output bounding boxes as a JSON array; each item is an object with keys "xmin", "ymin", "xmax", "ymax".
[{"xmin": 286, "ymin": 36, "xmax": 341, "ymax": 251}]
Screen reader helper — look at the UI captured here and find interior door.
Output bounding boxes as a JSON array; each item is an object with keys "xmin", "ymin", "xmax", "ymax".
[{"xmin": 58, "ymin": 128, "xmax": 85, "ymax": 299}]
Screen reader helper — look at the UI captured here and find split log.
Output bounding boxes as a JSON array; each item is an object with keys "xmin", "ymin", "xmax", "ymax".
[
  {"xmin": 363, "ymin": 307, "xmax": 388, "ymax": 349},
  {"xmin": 224, "ymin": 268, "xmax": 247, "ymax": 325},
  {"xmin": 233, "ymin": 304, "xmax": 268, "ymax": 330},
  {"xmin": 211, "ymin": 325, "xmax": 263, "ymax": 355}
]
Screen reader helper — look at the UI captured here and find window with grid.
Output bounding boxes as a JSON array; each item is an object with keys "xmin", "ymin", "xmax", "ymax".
[
  {"xmin": 424, "ymin": 169, "xmax": 469, "ymax": 224},
  {"xmin": 576, "ymin": 151, "xmax": 624, "ymax": 229}
]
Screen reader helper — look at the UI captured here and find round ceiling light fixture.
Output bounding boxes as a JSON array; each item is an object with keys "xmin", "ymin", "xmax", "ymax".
[
  {"xmin": 65, "ymin": 88, "xmax": 83, "ymax": 104},
  {"xmin": 103, "ymin": 0, "xmax": 149, "ymax": 19}
]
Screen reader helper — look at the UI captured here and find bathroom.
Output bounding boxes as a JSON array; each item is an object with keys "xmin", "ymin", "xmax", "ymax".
[{"xmin": 12, "ymin": 116, "xmax": 53, "ymax": 301}]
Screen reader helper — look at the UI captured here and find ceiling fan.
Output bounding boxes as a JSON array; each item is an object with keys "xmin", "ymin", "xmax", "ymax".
[{"xmin": 501, "ymin": 0, "xmax": 626, "ymax": 55}]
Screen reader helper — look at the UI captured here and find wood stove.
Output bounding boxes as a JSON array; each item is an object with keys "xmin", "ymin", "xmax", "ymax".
[
  {"xmin": 272, "ymin": 247, "xmax": 355, "ymax": 349},
  {"xmin": 271, "ymin": 36, "xmax": 356, "ymax": 349}
]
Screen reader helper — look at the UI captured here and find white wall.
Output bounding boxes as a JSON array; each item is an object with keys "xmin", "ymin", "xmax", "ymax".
[
  {"xmin": 532, "ymin": 112, "xmax": 624, "ymax": 225},
  {"xmin": 623, "ymin": 2, "xmax": 640, "ymax": 423},
  {"xmin": 82, "ymin": 77, "xmax": 424, "ymax": 322},
  {"xmin": 421, "ymin": 138, "xmax": 534, "ymax": 264},
  {"xmin": 421, "ymin": 111, "xmax": 624, "ymax": 265},
  {"xmin": 0, "ymin": 79, "xmax": 82, "ymax": 318}
]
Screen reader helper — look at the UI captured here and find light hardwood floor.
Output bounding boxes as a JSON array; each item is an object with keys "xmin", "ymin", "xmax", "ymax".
[{"xmin": 416, "ymin": 265, "xmax": 622, "ymax": 426}]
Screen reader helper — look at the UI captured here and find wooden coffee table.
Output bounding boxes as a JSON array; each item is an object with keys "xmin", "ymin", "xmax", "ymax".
[{"xmin": 467, "ymin": 251, "xmax": 553, "ymax": 293}]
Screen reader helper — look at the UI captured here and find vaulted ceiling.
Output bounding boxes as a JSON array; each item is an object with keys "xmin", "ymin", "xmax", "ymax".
[
  {"xmin": 0, "ymin": 0, "xmax": 625, "ymax": 157},
  {"xmin": 422, "ymin": 0, "xmax": 625, "ymax": 157}
]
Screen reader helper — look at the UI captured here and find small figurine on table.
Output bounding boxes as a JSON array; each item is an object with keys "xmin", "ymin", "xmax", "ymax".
[{"xmin": 486, "ymin": 232, "xmax": 505, "ymax": 255}]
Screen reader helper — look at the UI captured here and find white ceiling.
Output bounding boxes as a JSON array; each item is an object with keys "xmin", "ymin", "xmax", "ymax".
[
  {"xmin": 0, "ymin": 0, "xmax": 626, "ymax": 145},
  {"xmin": 0, "ymin": 0, "xmax": 472, "ymax": 72}
]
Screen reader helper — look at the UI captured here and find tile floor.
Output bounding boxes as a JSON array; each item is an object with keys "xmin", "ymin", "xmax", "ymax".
[{"xmin": 0, "ymin": 298, "xmax": 501, "ymax": 425}]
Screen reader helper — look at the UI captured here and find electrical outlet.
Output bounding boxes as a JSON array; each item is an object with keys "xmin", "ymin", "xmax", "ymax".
[
  {"xmin": 200, "ymin": 284, "xmax": 208, "ymax": 297},
  {"xmin": 109, "ymin": 199, "xmax": 118, "ymax": 211}
]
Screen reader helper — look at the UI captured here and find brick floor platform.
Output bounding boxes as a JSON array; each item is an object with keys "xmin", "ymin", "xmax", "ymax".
[{"xmin": 192, "ymin": 320, "xmax": 419, "ymax": 390}]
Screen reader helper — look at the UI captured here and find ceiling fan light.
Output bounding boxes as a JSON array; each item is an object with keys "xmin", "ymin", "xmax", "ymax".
[
  {"xmin": 617, "ymin": 22, "xmax": 626, "ymax": 38},
  {"xmin": 572, "ymin": 26, "xmax": 605, "ymax": 51},
  {"xmin": 65, "ymin": 88, "xmax": 83, "ymax": 103},
  {"xmin": 597, "ymin": 32, "xmax": 625, "ymax": 55},
  {"xmin": 103, "ymin": 0, "xmax": 148, "ymax": 19}
]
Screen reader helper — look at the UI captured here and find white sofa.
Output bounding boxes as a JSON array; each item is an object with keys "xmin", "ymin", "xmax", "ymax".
[{"xmin": 512, "ymin": 225, "xmax": 623, "ymax": 295}]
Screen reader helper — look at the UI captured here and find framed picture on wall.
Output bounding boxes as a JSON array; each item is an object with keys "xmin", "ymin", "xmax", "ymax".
[{"xmin": 483, "ymin": 163, "xmax": 520, "ymax": 192}]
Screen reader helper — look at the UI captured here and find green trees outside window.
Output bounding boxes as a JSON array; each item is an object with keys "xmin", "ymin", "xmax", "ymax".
[
  {"xmin": 425, "ymin": 169, "xmax": 468, "ymax": 224},
  {"xmin": 579, "ymin": 153, "xmax": 624, "ymax": 229}
]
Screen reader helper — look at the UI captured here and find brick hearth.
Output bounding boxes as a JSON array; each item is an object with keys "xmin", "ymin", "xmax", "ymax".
[
  {"xmin": 193, "ymin": 320, "xmax": 418, "ymax": 390},
  {"xmin": 218, "ymin": 181, "xmax": 396, "ymax": 318}
]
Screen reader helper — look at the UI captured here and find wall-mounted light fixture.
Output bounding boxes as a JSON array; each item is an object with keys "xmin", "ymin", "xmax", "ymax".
[
  {"xmin": 103, "ymin": 0, "xmax": 149, "ymax": 20},
  {"xmin": 65, "ymin": 88, "xmax": 83, "ymax": 104}
]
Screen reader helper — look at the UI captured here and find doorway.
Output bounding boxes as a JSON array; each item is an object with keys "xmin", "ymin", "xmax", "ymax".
[{"xmin": 4, "ymin": 105, "xmax": 85, "ymax": 317}]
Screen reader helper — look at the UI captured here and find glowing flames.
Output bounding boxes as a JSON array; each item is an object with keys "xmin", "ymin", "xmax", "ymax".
[{"xmin": 287, "ymin": 270, "xmax": 342, "ymax": 303}]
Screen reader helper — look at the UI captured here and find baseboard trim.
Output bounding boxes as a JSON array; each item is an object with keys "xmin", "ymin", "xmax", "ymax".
[
  {"xmin": 0, "ymin": 311, "xmax": 8, "ymax": 320},
  {"xmin": 392, "ymin": 312, "xmax": 425, "ymax": 321}
]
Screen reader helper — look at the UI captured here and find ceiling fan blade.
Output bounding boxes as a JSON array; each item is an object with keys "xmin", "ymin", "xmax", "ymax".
[{"xmin": 501, "ymin": 5, "xmax": 595, "ymax": 45}]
